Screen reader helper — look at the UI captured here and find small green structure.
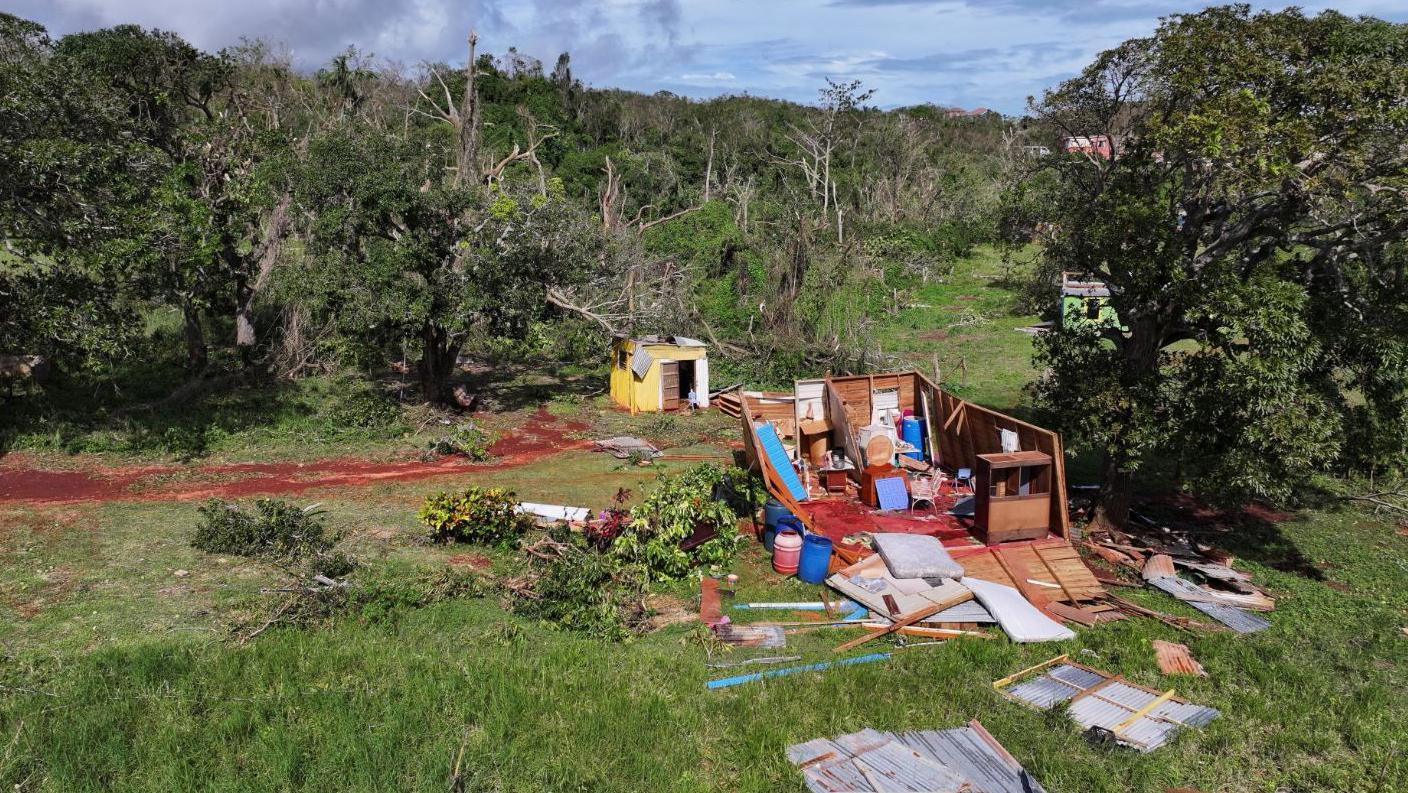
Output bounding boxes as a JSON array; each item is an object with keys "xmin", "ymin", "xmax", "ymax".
[{"xmin": 1060, "ymin": 273, "xmax": 1121, "ymax": 331}]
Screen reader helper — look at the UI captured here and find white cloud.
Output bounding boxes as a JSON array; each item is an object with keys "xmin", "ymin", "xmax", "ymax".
[
  {"xmin": 679, "ymin": 71, "xmax": 736, "ymax": 82},
  {"xmin": 12, "ymin": 0, "xmax": 1407, "ymax": 114}
]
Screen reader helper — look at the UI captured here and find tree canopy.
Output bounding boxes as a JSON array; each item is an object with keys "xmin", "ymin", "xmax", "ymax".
[{"xmin": 1020, "ymin": 5, "xmax": 1408, "ymax": 524}]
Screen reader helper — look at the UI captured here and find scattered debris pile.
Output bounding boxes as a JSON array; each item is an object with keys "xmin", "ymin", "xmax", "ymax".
[
  {"xmin": 592, "ymin": 436, "xmax": 661, "ymax": 461},
  {"xmin": 1085, "ymin": 511, "xmax": 1275, "ymax": 633}
]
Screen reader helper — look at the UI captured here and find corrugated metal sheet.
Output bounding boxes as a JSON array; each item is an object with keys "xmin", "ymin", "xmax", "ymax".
[
  {"xmin": 924, "ymin": 600, "xmax": 995, "ymax": 624},
  {"xmin": 630, "ymin": 345, "xmax": 653, "ymax": 378},
  {"xmin": 999, "ymin": 661, "xmax": 1220, "ymax": 753},
  {"xmin": 1007, "ymin": 676, "xmax": 1082, "ymax": 709},
  {"xmin": 787, "ymin": 725, "xmax": 1046, "ymax": 793},
  {"xmin": 1153, "ymin": 640, "xmax": 1206, "ymax": 677},
  {"xmin": 1148, "ymin": 576, "xmax": 1271, "ymax": 633}
]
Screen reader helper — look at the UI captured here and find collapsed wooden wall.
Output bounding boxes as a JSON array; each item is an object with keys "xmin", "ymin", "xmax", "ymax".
[
  {"xmin": 738, "ymin": 371, "xmax": 1070, "ymax": 539},
  {"xmin": 825, "ymin": 372, "xmax": 1069, "ymax": 538},
  {"xmin": 919, "ymin": 374, "xmax": 1070, "ymax": 538}
]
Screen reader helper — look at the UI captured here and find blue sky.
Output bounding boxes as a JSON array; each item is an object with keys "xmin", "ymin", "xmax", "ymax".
[{"xmin": 12, "ymin": 0, "xmax": 1408, "ymax": 114}]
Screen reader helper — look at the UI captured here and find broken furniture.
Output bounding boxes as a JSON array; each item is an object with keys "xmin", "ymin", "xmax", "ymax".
[
  {"xmin": 974, "ymin": 451, "xmax": 1053, "ymax": 544},
  {"xmin": 953, "ymin": 466, "xmax": 976, "ymax": 495},
  {"xmin": 820, "ymin": 465, "xmax": 851, "ymax": 494},
  {"xmin": 994, "ymin": 654, "xmax": 1220, "ymax": 752},
  {"xmin": 787, "ymin": 721, "xmax": 1048, "ymax": 793},
  {"xmin": 860, "ymin": 462, "xmax": 900, "ymax": 507}
]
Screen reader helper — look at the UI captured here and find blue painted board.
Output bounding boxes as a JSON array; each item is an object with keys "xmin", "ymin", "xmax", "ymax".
[
  {"xmin": 875, "ymin": 477, "xmax": 909, "ymax": 511},
  {"xmin": 756, "ymin": 423, "xmax": 809, "ymax": 502}
]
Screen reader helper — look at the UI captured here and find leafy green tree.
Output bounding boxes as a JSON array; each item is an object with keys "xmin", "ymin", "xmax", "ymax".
[
  {"xmin": 0, "ymin": 15, "xmax": 153, "ymax": 366},
  {"xmin": 1023, "ymin": 5, "xmax": 1408, "ymax": 526},
  {"xmin": 55, "ymin": 25, "xmax": 293, "ymax": 369},
  {"xmin": 294, "ymin": 126, "xmax": 600, "ymax": 402}
]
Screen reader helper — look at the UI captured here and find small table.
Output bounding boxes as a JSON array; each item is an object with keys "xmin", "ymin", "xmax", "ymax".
[{"xmin": 819, "ymin": 465, "xmax": 852, "ymax": 494}]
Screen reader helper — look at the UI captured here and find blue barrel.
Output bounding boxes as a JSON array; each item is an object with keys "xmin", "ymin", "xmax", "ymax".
[
  {"xmin": 797, "ymin": 534, "xmax": 834, "ymax": 583},
  {"xmin": 762, "ymin": 499, "xmax": 793, "ymax": 551},
  {"xmin": 901, "ymin": 417, "xmax": 925, "ymax": 461}
]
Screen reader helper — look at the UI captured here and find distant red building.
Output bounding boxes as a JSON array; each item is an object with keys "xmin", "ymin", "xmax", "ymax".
[{"xmin": 1061, "ymin": 134, "xmax": 1113, "ymax": 159}]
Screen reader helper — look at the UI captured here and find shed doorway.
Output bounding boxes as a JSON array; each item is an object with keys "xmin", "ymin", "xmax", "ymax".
[{"xmin": 659, "ymin": 361, "xmax": 697, "ymax": 411}]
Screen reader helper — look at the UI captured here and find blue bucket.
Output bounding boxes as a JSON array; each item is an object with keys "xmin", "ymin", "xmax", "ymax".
[
  {"xmin": 797, "ymin": 534, "xmax": 834, "ymax": 584},
  {"xmin": 768, "ymin": 515, "xmax": 804, "ymax": 552},
  {"xmin": 764, "ymin": 498, "xmax": 790, "ymax": 529}
]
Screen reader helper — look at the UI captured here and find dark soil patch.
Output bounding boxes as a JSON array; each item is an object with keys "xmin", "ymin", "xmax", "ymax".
[
  {"xmin": 920, "ymin": 330, "xmax": 950, "ymax": 342},
  {"xmin": 448, "ymin": 553, "xmax": 493, "ymax": 571}
]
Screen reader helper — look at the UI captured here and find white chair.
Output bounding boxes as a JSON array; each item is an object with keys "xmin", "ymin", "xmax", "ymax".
[{"xmin": 954, "ymin": 467, "xmax": 975, "ymax": 495}]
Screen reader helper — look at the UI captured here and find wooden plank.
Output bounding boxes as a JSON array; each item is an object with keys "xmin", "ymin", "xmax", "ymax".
[
  {"xmin": 832, "ymin": 601, "xmax": 951, "ymax": 653},
  {"xmin": 1032, "ymin": 544, "xmax": 1080, "ymax": 603},
  {"xmin": 993, "ymin": 653, "xmax": 1069, "ymax": 690},
  {"xmin": 1113, "ymin": 689, "xmax": 1178, "ymax": 736},
  {"xmin": 1047, "ymin": 602, "xmax": 1099, "ymax": 627}
]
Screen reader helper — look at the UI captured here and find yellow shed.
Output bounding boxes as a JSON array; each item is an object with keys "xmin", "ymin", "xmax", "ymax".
[{"xmin": 609, "ymin": 335, "xmax": 709, "ymax": 413}]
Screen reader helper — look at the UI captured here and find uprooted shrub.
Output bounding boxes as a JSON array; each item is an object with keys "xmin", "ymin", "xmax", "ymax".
[
  {"xmin": 420, "ymin": 486, "xmax": 534, "ymax": 547},
  {"xmin": 506, "ymin": 530, "xmax": 649, "ymax": 641},
  {"xmin": 610, "ymin": 464, "xmax": 762, "ymax": 580},
  {"xmin": 193, "ymin": 498, "xmax": 355, "ymax": 578},
  {"xmin": 237, "ymin": 567, "xmax": 492, "ymax": 641},
  {"xmin": 505, "ymin": 465, "xmax": 765, "ymax": 639},
  {"xmin": 427, "ymin": 421, "xmax": 494, "ymax": 460}
]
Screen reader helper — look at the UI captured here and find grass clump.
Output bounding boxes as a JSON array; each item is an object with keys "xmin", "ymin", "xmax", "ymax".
[
  {"xmin": 323, "ymin": 388, "xmax": 406, "ymax": 433},
  {"xmin": 192, "ymin": 498, "xmax": 355, "ymax": 578},
  {"xmin": 420, "ymin": 486, "xmax": 533, "ymax": 546}
]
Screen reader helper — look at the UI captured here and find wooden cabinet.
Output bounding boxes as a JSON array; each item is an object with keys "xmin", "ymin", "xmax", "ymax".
[{"xmin": 974, "ymin": 451, "xmax": 1052, "ymax": 544}]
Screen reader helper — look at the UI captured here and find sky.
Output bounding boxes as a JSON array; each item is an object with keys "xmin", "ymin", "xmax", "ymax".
[{"xmin": 10, "ymin": 0, "xmax": 1408, "ymax": 114}]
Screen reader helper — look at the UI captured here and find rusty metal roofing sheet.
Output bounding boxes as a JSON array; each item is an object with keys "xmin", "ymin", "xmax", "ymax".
[
  {"xmin": 788, "ymin": 726, "xmax": 1045, "ymax": 792},
  {"xmin": 1153, "ymin": 640, "xmax": 1207, "ymax": 677},
  {"xmin": 1147, "ymin": 576, "xmax": 1271, "ymax": 633}
]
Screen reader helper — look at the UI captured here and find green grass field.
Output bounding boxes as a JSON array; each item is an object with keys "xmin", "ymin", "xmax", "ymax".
[{"xmin": 2, "ymin": 247, "xmax": 1406, "ymax": 792}]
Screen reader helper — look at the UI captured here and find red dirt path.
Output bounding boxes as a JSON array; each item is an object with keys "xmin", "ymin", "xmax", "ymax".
[{"xmin": 0, "ymin": 407, "xmax": 590, "ymax": 505}]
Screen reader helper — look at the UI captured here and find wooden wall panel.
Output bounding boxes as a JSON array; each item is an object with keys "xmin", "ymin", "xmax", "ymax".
[{"xmin": 914, "ymin": 372, "xmax": 1070, "ymax": 538}]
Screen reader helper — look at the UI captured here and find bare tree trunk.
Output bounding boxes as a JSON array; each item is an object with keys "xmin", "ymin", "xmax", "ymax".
[
  {"xmin": 234, "ymin": 194, "xmax": 292, "ymax": 364},
  {"xmin": 704, "ymin": 127, "xmax": 716, "ymax": 202},
  {"xmin": 183, "ymin": 302, "xmax": 208, "ymax": 372},
  {"xmin": 1092, "ymin": 454, "xmax": 1134, "ymax": 531},
  {"xmin": 419, "ymin": 323, "xmax": 462, "ymax": 405},
  {"xmin": 454, "ymin": 31, "xmax": 481, "ymax": 189},
  {"xmin": 1091, "ymin": 318, "xmax": 1162, "ymax": 530}
]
